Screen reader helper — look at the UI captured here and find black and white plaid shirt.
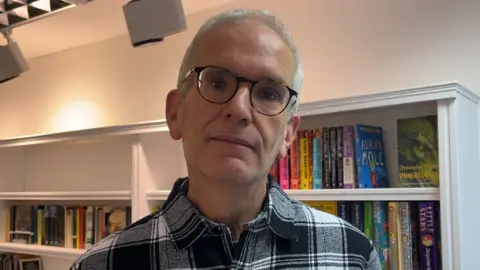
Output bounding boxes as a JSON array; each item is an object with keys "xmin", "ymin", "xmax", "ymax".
[{"xmin": 71, "ymin": 176, "xmax": 381, "ymax": 269}]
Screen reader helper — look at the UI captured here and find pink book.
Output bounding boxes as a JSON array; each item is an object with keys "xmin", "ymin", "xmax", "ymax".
[{"xmin": 279, "ymin": 156, "xmax": 290, "ymax": 189}]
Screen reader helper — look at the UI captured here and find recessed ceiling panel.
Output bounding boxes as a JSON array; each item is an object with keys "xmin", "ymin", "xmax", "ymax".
[{"xmin": 0, "ymin": 0, "xmax": 86, "ymax": 31}]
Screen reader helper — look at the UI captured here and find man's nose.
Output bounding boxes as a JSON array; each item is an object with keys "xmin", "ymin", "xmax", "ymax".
[{"xmin": 222, "ymin": 83, "xmax": 253, "ymax": 125}]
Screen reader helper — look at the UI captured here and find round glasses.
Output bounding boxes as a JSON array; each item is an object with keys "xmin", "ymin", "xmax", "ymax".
[{"xmin": 184, "ymin": 66, "xmax": 298, "ymax": 116}]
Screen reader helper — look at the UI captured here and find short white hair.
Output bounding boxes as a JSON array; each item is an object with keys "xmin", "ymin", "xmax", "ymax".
[{"xmin": 177, "ymin": 8, "xmax": 303, "ymax": 112}]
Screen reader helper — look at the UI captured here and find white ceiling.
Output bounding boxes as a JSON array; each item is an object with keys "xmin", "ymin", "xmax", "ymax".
[{"xmin": 9, "ymin": 0, "xmax": 237, "ymax": 59}]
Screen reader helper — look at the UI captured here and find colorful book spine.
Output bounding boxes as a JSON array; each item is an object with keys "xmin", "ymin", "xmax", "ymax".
[
  {"xmin": 312, "ymin": 129, "xmax": 323, "ymax": 189},
  {"xmin": 337, "ymin": 201, "xmax": 350, "ymax": 222},
  {"xmin": 363, "ymin": 201, "xmax": 374, "ymax": 241},
  {"xmin": 299, "ymin": 129, "xmax": 310, "ymax": 189},
  {"xmin": 336, "ymin": 127, "xmax": 344, "ymax": 188},
  {"xmin": 435, "ymin": 202, "xmax": 442, "ymax": 270},
  {"xmin": 418, "ymin": 201, "xmax": 439, "ymax": 270},
  {"xmin": 410, "ymin": 202, "xmax": 420, "ymax": 269},
  {"xmin": 279, "ymin": 156, "xmax": 290, "ymax": 189},
  {"xmin": 354, "ymin": 125, "xmax": 388, "ymax": 188},
  {"xmin": 343, "ymin": 126, "xmax": 356, "ymax": 188},
  {"xmin": 307, "ymin": 201, "xmax": 338, "ymax": 216},
  {"xmin": 399, "ymin": 202, "xmax": 413, "ymax": 269},
  {"xmin": 290, "ymin": 133, "xmax": 300, "ymax": 189},
  {"xmin": 269, "ymin": 161, "xmax": 279, "ymax": 182},
  {"xmin": 350, "ymin": 201, "xmax": 364, "ymax": 231},
  {"xmin": 373, "ymin": 201, "xmax": 389, "ymax": 269},
  {"xmin": 322, "ymin": 127, "xmax": 331, "ymax": 189},
  {"xmin": 31, "ymin": 206, "xmax": 38, "ymax": 245},
  {"xmin": 72, "ymin": 208, "xmax": 77, "ymax": 248},
  {"xmin": 37, "ymin": 207, "xmax": 44, "ymax": 245},
  {"xmin": 388, "ymin": 202, "xmax": 400, "ymax": 270},
  {"xmin": 308, "ymin": 129, "xmax": 313, "ymax": 189},
  {"xmin": 329, "ymin": 127, "xmax": 337, "ymax": 188}
]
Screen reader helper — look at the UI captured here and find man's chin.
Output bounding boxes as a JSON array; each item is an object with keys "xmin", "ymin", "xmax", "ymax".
[{"xmin": 207, "ymin": 162, "xmax": 256, "ymax": 183}]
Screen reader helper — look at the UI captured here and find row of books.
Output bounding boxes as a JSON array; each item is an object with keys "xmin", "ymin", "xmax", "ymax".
[
  {"xmin": 271, "ymin": 115, "xmax": 439, "ymax": 189},
  {"xmin": 5, "ymin": 204, "xmax": 132, "ymax": 250},
  {"xmin": 0, "ymin": 253, "xmax": 41, "ymax": 270},
  {"xmin": 304, "ymin": 200, "xmax": 441, "ymax": 270}
]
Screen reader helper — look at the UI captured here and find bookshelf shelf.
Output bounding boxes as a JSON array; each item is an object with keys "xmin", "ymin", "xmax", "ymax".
[
  {"xmin": 145, "ymin": 188, "xmax": 439, "ymax": 202},
  {"xmin": 145, "ymin": 190, "xmax": 171, "ymax": 201},
  {"xmin": 0, "ymin": 242, "xmax": 84, "ymax": 259},
  {"xmin": 0, "ymin": 191, "xmax": 131, "ymax": 201},
  {"xmin": 285, "ymin": 187, "xmax": 439, "ymax": 201}
]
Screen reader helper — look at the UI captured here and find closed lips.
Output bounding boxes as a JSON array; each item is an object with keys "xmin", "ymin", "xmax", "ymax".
[{"xmin": 210, "ymin": 136, "xmax": 254, "ymax": 149}]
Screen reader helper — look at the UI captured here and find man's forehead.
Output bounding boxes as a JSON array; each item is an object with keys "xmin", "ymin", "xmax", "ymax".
[{"xmin": 191, "ymin": 20, "xmax": 295, "ymax": 85}]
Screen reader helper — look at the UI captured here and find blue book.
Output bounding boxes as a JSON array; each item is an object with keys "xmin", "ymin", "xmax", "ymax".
[
  {"xmin": 353, "ymin": 124, "xmax": 388, "ymax": 188},
  {"xmin": 312, "ymin": 128, "xmax": 323, "ymax": 189},
  {"xmin": 374, "ymin": 201, "xmax": 389, "ymax": 269}
]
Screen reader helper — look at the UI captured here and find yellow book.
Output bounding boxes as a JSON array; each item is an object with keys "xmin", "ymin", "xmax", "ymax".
[
  {"xmin": 388, "ymin": 202, "xmax": 400, "ymax": 270},
  {"xmin": 76, "ymin": 210, "xmax": 80, "ymax": 249},
  {"xmin": 305, "ymin": 201, "xmax": 338, "ymax": 216},
  {"xmin": 299, "ymin": 130, "xmax": 310, "ymax": 189},
  {"xmin": 65, "ymin": 208, "xmax": 73, "ymax": 248},
  {"xmin": 37, "ymin": 208, "xmax": 44, "ymax": 245}
]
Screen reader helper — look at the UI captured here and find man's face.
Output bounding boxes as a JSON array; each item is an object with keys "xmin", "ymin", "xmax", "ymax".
[{"xmin": 166, "ymin": 20, "xmax": 300, "ymax": 184}]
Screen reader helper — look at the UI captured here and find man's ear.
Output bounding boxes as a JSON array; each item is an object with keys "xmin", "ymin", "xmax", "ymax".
[
  {"xmin": 165, "ymin": 89, "xmax": 183, "ymax": 140},
  {"xmin": 277, "ymin": 115, "xmax": 300, "ymax": 159}
]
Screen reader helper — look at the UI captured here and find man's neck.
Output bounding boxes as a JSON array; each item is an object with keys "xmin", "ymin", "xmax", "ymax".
[{"xmin": 186, "ymin": 173, "xmax": 268, "ymax": 241}]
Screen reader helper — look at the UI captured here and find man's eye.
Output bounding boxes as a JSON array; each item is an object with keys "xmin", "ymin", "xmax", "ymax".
[{"xmin": 211, "ymin": 78, "xmax": 227, "ymax": 89}]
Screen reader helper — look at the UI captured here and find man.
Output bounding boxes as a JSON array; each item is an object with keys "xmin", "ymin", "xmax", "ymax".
[{"xmin": 71, "ymin": 8, "xmax": 381, "ymax": 270}]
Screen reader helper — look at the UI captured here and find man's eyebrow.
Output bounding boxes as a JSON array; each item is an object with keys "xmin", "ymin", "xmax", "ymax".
[{"xmin": 264, "ymin": 75, "xmax": 288, "ymax": 85}]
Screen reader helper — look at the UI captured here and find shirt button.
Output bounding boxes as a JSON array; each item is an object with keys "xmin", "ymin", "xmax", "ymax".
[{"xmin": 212, "ymin": 226, "xmax": 222, "ymax": 235}]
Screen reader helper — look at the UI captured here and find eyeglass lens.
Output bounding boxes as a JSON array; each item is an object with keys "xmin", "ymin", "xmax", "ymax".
[{"xmin": 197, "ymin": 67, "xmax": 290, "ymax": 115}]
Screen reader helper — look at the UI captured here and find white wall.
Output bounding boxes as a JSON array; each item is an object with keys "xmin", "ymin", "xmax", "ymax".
[{"xmin": 0, "ymin": 0, "xmax": 479, "ymax": 139}]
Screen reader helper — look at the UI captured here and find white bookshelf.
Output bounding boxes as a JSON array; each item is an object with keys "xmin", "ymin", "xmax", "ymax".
[
  {"xmin": 0, "ymin": 82, "xmax": 478, "ymax": 270},
  {"xmin": 0, "ymin": 242, "xmax": 84, "ymax": 260},
  {"xmin": 0, "ymin": 191, "xmax": 131, "ymax": 201},
  {"xmin": 145, "ymin": 188, "xmax": 439, "ymax": 202}
]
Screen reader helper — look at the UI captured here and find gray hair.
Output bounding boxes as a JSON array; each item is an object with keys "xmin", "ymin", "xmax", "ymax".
[{"xmin": 176, "ymin": 8, "xmax": 303, "ymax": 112}]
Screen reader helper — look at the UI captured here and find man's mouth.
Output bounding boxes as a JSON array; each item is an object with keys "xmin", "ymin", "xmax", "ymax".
[{"xmin": 210, "ymin": 136, "xmax": 254, "ymax": 150}]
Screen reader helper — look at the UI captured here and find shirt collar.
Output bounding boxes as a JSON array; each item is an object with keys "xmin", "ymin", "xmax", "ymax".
[{"xmin": 161, "ymin": 175, "xmax": 298, "ymax": 251}]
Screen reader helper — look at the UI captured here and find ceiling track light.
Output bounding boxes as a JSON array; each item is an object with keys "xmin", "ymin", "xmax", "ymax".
[
  {"xmin": 122, "ymin": 0, "xmax": 188, "ymax": 48},
  {"xmin": 0, "ymin": 27, "xmax": 28, "ymax": 84}
]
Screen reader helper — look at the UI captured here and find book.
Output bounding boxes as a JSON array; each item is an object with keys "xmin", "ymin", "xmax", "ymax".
[
  {"xmin": 388, "ymin": 202, "xmax": 400, "ymax": 270},
  {"xmin": 354, "ymin": 125, "xmax": 389, "ymax": 188},
  {"xmin": 373, "ymin": 201, "xmax": 389, "ymax": 269},
  {"xmin": 399, "ymin": 202, "xmax": 413, "ymax": 269},
  {"xmin": 289, "ymin": 133, "xmax": 300, "ymax": 189},
  {"xmin": 306, "ymin": 201, "xmax": 337, "ymax": 216},
  {"xmin": 336, "ymin": 127, "xmax": 344, "ymax": 188},
  {"xmin": 363, "ymin": 201, "xmax": 374, "ymax": 241},
  {"xmin": 350, "ymin": 201, "xmax": 364, "ymax": 231},
  {"xmin": 299, "ymin": 129, "xmax": 311, "ymax": 189},
  {"xmin": 329, "ymin": 127, "xmax": 337, "ymax": 188},
  {"xmin": 312, "ymin": 128, "xmax": 323, "ymax": 189},
  {"xmin": 279, "ymin": 155, "xmax": 290, "ymax": 189},
  {"xmin": 322, "ymin": 127, "xmax": 331, "ymax": 189},
  {"xmin": 397, "ymin": 115, "xmax": 439, "ymax": 187},
  {"xmin": 418, "ymin": 201, "xmax": 440, "ymax": 270},
  {"xmin": 343, "ymin": 126, "xmax": 356, "ymax": 188},
  {"xmin": 337, "ymin": 201, "xmax": 350, "ymax": 222}
]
